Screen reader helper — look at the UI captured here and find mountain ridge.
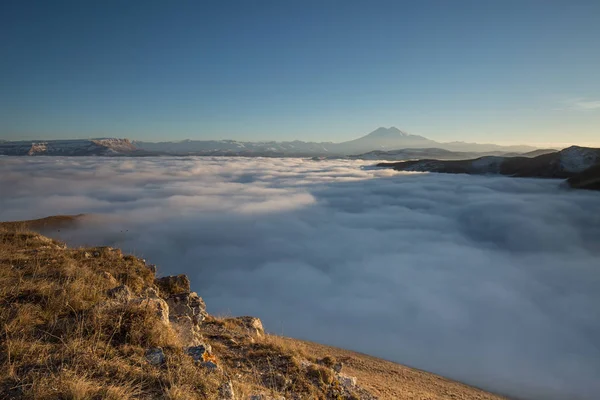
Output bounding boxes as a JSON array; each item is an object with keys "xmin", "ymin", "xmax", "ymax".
[
  {"xmin": 376, "ymin": 145, "xmax": 600, "ymax": 190},
  {"xmin": 0, "ymin": 128, "xmax": 539, "ymax": 157}
]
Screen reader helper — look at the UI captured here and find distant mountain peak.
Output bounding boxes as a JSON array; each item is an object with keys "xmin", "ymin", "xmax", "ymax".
[{"xmin": 367, "ymin": 127, "xmax": 409, "ymax": 138}]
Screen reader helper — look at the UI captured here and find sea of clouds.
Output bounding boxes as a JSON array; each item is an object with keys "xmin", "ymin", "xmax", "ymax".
[{"xmin": 1, "ymin": 156, "xmax": 600, "ymax": 400}]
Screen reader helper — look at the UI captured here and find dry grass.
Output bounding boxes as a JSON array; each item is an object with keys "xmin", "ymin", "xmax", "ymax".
[
  {"xmin": 0, "ymin": 215, "xmax": 85, "ymax": 233},
  {"xmin": 0, "ymin": 229, "xmax": 221, "ymax": 400}
]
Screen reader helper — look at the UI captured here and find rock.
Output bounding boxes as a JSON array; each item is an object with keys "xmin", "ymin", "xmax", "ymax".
[
  {"xmin": 235, "ymin": 316, "xmax": 264, "ymax": 336},
  {"xmin": 186, "ymin": 344, "xmax": 212, "ymax": 362},
  {"xmin": 171, "ymin": 315, "xmax": 204, "ymax": 346},
  {"xmin": 167, "ymin": 292, "xmax": 207, "ymax": 324},
  {"xmin": 107, "ymin": 285, "xmax": 132, "ymax": 302},
  {"xmin": 155, "ymin": 274, "xmax": 190, "ymax": 295},
  {"xmin": 186, "ymin": 344, "xmax": 219, "ymax": 370},
  {"xmin": 202, "ymin": 361, "xmax": 219, "ymax": 370},
  {"xmin": 333, "ymin": 362, "xmax": 343, "ymax": 373},
  {"xmin": 337, "ymin": 374, "xmax": 357, "ymax": 389},
  {"xmin": 219, "ymin": 380, "xmax": 235, "ymax": 399},
  {"xmin": 145, "ymin": 347, "xmax": 165, "ymax": 365},
  {"xmin": 93, "ymin": 251, "xmax": 100, "ymax": 258},
  {"xmin": 143, "ymin": 286, "xmax": 160, "ymax": 298},
  {"xmin": 130, "ymin": 297, "xmax": 170, "ymax": 325},
  {"xmin": 102, "ymin": 271, "xmax": 118, "ymax": 286}
]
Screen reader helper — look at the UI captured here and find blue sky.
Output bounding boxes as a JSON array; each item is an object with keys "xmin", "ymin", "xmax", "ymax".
[{"xmin": 1, "ymin": 0, "xmax": 599, "ymax": 145}]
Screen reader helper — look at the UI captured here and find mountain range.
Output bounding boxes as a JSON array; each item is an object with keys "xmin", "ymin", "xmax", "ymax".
[{"xmin": 0, "ymin": 127, "xmax": 539, "ymax": 157}]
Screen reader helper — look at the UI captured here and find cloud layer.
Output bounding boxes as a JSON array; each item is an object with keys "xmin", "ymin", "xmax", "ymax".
[{"xmin": 1, "ymin": 156, "xmax": 600, "ymax": 400}]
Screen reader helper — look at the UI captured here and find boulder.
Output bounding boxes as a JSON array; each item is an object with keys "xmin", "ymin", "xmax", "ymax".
[
  {"xmin": 107, "ymin": 285, "xmax": 132, "ymax": 302},
  {"xmin": 171, "ymin": 315, "xmax": 203, "ymax": 346},
  {"xmin": 167, "ymin": 292, "xmax": 207, "ymax": 324},
  {"xmin": 186, "ymin": 344, "xmax": 212, "ymax": 362},
  {"xmin": 102, "ymin": 271, "xmax": 118, "ymax": 286},
  {"xmin": 235, "ymin": 316, "xmax": 264, "ymax": 336},
  {"xmin": 333, "ymin": 362, "xmax": 343, "ymax": 373},
  {"xmin": 186, "ymin": 344, "xmax": 219, "ymax": 370},
  {"xmin": 145, "ymin": 347, "xmax": 165, "ymax": 365},
  {"xmin": 337, "ymin": 374, "xmax": 357, "ymax": 389},
  {"xmin": 202, "ymin": 360, "xmax": 219, "ymax": 370},
  {"xmin": 130, "ymin": 297, "xmax": 170, "ymax": 325}
]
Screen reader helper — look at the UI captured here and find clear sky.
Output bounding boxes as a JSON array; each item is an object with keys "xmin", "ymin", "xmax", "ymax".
[{"xmin": 1, "ymin": 0, "xmax": 599, "ymax": 146}]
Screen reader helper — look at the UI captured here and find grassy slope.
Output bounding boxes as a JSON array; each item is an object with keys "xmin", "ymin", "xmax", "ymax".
[{"xmin": 0, "ymin": 221, "xmax": 505, "ymax": 400}]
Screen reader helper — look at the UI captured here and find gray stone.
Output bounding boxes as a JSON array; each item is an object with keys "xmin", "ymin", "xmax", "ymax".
[
  {"xmin": 167, "ymin": 292, "xmax": 207, "ymax": 324},
  {"xmin": 235, "ymin": 316, "xmax": 264, "ymax": 336},
  {"xmin": 145, "ymin": 347, "xmax": 165, "ymax": 365},
  {"xmin": 201, "ymin": 361, "xmax": 219, "ymax": 370},
  {"xmin": 171, "ymin": 315, "xmax": 204, "ymax": 346},
  {"xmin": 186, "ymin": 344, "xmax": 212, "ymax": 362},
  {"xmin": 107, "ymin": 285, "xmax": 132, "ymax": 302},
  {"xmin": 131, "ymin": 297, "xmax": 170, "ymax": 324},
  {"xmin": 337, "ymin": 374, "xmax": 357, "ymax": 388},
  {"xmin": 333, "ymin": 362, "xmax": 343, "ymax": 373}
]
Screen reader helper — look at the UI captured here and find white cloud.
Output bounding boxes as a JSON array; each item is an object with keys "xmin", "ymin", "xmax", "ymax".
[
  {"xmin": 1, "ymin": 156, "xmax": 600, "ymax": 400},
  {"xmin": 564, "ymin": 98, "xmax": 600, "ymax": 111}
]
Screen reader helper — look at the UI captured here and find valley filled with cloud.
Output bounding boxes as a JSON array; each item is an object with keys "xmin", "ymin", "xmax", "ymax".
[{"xmin": 1, "ymin": 156, "xmax": 599, "ymax": 400}]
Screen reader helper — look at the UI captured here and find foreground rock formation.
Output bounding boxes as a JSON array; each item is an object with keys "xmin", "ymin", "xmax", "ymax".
[{"xmin": 0, "ymin": 224, "xmax": 505, "ymax": 399}]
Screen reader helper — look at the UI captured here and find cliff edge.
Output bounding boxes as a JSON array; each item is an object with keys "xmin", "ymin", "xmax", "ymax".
[{"xmin": 0, "ymin": 223, "xmax": 504, "ymax": 400}]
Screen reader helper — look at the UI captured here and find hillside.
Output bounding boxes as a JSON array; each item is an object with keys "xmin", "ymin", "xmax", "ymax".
[
  {"xmin": 0, "ymin": 139, "xmax": 142, "ymax": 157},
  {"xmin": 0, "ymin": 221, "xmax": 505, "ymax": 400},
  {"xmin": 377, "ymin": 145, "xmax": 600, "ymax": 189}
]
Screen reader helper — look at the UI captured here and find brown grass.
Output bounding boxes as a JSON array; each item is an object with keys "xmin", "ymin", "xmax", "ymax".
[{"xmin": 0, "ymin": 229, "xmax": 220, "ymax": 400}]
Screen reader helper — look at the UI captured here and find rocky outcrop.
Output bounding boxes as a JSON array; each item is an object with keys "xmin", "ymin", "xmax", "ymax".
[
  {"xmin": 166, "ymin": 292, "xmax": 207, "ymax": 324},
  {"xmin": 107, "ymin": 284, "xmax": 133, "ymax": 302},
  {"xmin": 235, "ymin": 316, "xmax": 264, "ymax": 337}
]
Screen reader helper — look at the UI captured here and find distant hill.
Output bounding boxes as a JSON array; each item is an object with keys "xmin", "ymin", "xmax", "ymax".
[
  {"xmin": 0, "ymin": 128, "xmax": 539, "ymax": 157},
  {"xmin": 349, "ymin": 147, "xmax": 557, "ymax": 161},
  {"xmin": 377, "ymin": 146, "xmax": 600, "ymax": 190},
  {"xmin": 0, "ymin": 138, "xmax": 142, "ymax": 156}
]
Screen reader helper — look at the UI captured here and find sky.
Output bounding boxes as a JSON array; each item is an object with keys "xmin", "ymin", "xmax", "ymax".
[
  {"xmin": 1, "ymin": 0, "xmax": 599, "ymax": 145},
  {"xmin": 1, "ymin": 157, "xmax": 600, "ymax": 399}
]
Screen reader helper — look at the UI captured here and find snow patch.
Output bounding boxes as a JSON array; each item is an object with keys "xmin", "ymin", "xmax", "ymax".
[{"xmin": 560, "ymin": 147, "xmax": 598, "ymax": 173}]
